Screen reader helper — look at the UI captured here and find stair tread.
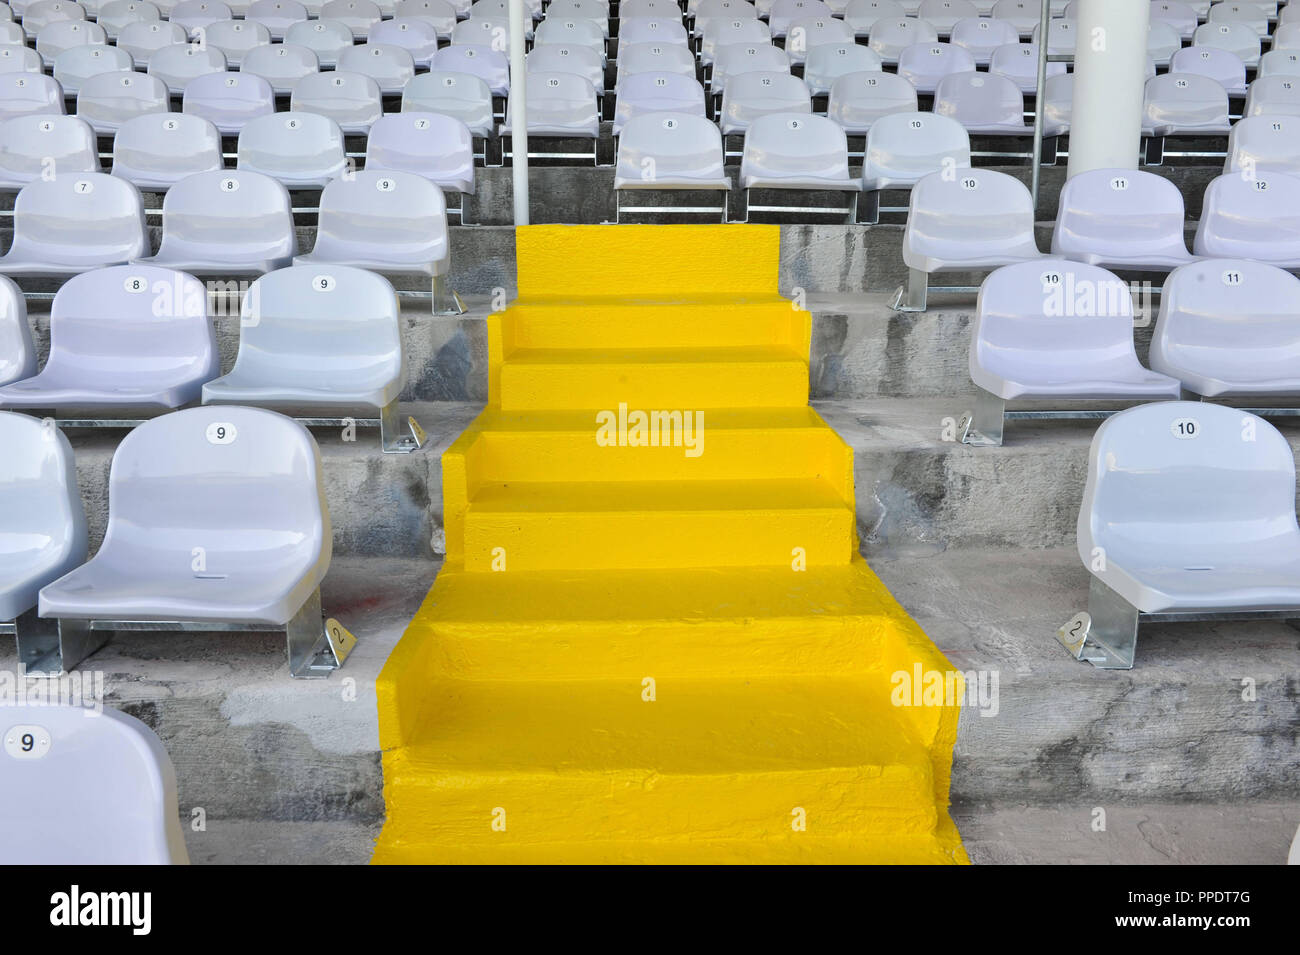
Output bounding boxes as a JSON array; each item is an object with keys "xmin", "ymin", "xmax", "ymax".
[
  {"xmin": 468, "ymin": 477, "xmax": 850, "ymax": 513},
  {"xmin": 421, "ymin": 559, "xmax": 913, "ymax": 625},
  {"xmin": 394, "ymin": 675, "xmax": 931, "ymax": 776},
  {"xmin": 466, "ymin": 406, "xmax": 829, "ymax": 432},
  {"xmin": 504, "ymin": 344, "xmax": 804, "ymax": 364}
]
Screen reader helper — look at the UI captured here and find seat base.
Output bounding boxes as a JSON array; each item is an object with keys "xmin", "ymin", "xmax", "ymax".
[
  {"xmin": 28, "ymin": 588, "xmax": 354, "ymax": 678},
  {"xmin": 1058, "ymin": 575, "xmax": 1300, "ymax": 670}
]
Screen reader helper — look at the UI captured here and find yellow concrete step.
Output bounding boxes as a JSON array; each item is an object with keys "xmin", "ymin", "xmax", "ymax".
[
  {"xmin": 493, "ymin": 345, "xmax": 810, "ymax": 411},
  {"xmin": 500, "ymin": 296, "xmax": 807, "ymax": 351},
  {"xmin": 376, "ymin": 675, "xmax": 948, "ymax": 854},
  {"xmin": 459, "ymin": 477, "xmax": 855, "ymax": 571},
  {"xmin": 445, "ymin": 406, "xmax": 854, "ymax": 508}
]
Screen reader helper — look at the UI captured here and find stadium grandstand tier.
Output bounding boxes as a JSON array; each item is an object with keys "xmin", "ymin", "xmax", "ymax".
[{"xmin": 1, "ymin": 0, "xmax": 1298, "ymax": 870}]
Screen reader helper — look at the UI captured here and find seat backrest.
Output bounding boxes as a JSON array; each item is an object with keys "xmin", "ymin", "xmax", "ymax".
[
  {"xmin": 1080, "ymin": 401, "xmax": 1296, "ymax": 563},
  {"xmin": 112, "ymin": 112, "xmax": 223, "ymax": 188},
  {"xmin": 320, "ymin": 0, "xmax": 383, "ymax": 35},
  {"xmin": 973, "ymin": 260, "xmax": 1137, "ymax": 385},
  {"xmin": 1207, "ymin": 1, "xmax": 1269, "ymax": 35},
  {"xmin": 988, "ymin": 40, "xmax": 1065, "ymax": 88},
  {"xmin": 700, "ymin": 17, "xmax": 770, "ymax": 64},
  {"xmin": 619, "ymin": 17, "xmax": 690, "ymax": 48},
  {"xmin": 0, "ymin": 277, "xmax": 35, "ymax": 386},
  {"xmin": 868, "ymin": 16, "xmax": 938, "ymax": 60},
  {"xmin": 908, "ymin": 166, "xmax": 1035, "ymax": 248},
  {"xmin": 618, "ymin": 40, "xmax": 696, "ymax": 77},
  {"xmin": 232, "ymin": 264, "xmax": 403, "ymax": 398},
  {"xmin": 0, "ymin": 73, "xmax": 65, "ymax": 120},
  {"xmin": 721, "ymin": 69, "xmax": 810, "ymax": 122},
  {"xmin": 827, "ymin": 69, "xmax": 917, "ymax": 131},
  {"xmin": 236, "ymin": 110, "xmax": 346, "ymax": 182},
  {"xmin": 337, "ymin": 41, "xmax": 415, "ymax": 90},
  {"xmin": 312, "ymin": 167, "xmax": 448, "ymax": 266},
  {"xmin": 55, "ymin": 42, "xmax": 135, "ymax": 95},
  {"xmin": 97, "ymin": 0, "xmax": 161, "ymax": 40},
  {"xmin": 240, "ymin": 41, "xmax": 319, "ymax": 91},
  {"xmin": 452, "ymin": 14, "xmax": 511, "ymax": 50},
  {"xmin": 365, "ymin": 110, "xmax": 474, "ymax": 188},
  {"xmin": 1245, "ymin": 74, "xmax": 1300, "ymax": 118},
  {"xmin": 45, "ymin": 263, "xmax": 217, "ymax": 384},
  {"xmin": 147, "ymin": 42, "xmax": 227, "ymax": 93},
  {"xmin": 1052, "ymin": 168, "xmax": 1188, "ymax": 259},
  {"xmin": 616, "ymin": 111, "xmax": 725, "ymax": 183},
  {"xmin": 865, "ymin": 110, "xmax": 971, "ymax": 178},
  {"xmin": 741, "ymin": 112, "xmax": 849, "ymax": 182},
  {"xmin": 1152, "ymin": 257, "xmax": 1300, "ymax": 390},
  {"xmin": 1030, "ymin": 16, "xmax": 1077, "ymax": 55},
  {"xmin": 528, "ymin": 42, "xmax": 605, "ymax": 88},
  {"xmin": 695, "ymin": 0, "xmax": 760, "ymax": 19},
  {"xmin": 533, "ymin": 17, "xmax": 604, "ymax": 51},
  {"xmin": 183, "ymin": 69, "xmax": 276, "ymax": 127},
  {"xmin": 1146, "ymin": 18, "xmax": 1182, "ymax": 63},
  {"xmin": 1144, "ymin": 71, "xmax": 1229, "ymax": 128},
  {"xmin": 429, "ymin": 43, "xmax": 509, "ymax": 93},
  {"xmin": 76, "ymin": 69, "xmax": 170, "ymax": 132},
  {"xmin": 22, "ymin": 0, "xmax": 86, "ymax": 37},
  {"xmin": 1195, "ymin": 169, "xmax": 1300, "ymax": 255},
  {"xmin": 392, "ymin": 0, "xmax": 457, "ymax": 31},
  {"xmin": 1259, "ymin": 48, "xmax": 1300, "ymax": 79},
  {"xmin": 169, "ymin": 0, "xmax": 234, "ymax": 31},
  {"xmin": 712, "ymin": 41, "xmax": 790, "ymax": 92},
  {"xmin": 402, "ymin": 70, "xmax": 494, "ymax": 136},
  {"xmin": 10, "ymin": 172, "xmax": 145, "ymax": 265},
  {"xmin": 0, "ymin": 44, "xmax": 45, "ymax": 76},
  {"xmin": 1192, "ymin": 20, "xmax": 1259, "ymax": 61},
  {"xmin": 156, "ymin": 168, "xmax": 293, "ymax": 255},
  {"xmin": 0, "ymin": 114, "xmax": 99, "ymax": 184},
  {"xmin": 613, "ymin": 71, "xmax": 705, "ymax": 132},
  {"xmin": 1, "ymin": 703, "xmax": 188, "ymax": 864},
  {"xmin": 1227, "ymin": 114, "xmax": 1300, "ymax": 176},
  {"xmin": 116, "ymin": 19, "xmax": 187, "ymax": 63},
  {"xmin": 369, "ymin": 16, "xmax": 441, "ymax": 61},
  {"xmin": 898, "ymin": 42, "xmax": 979, "ymax": 88},
  {"xmin": 35, "ymin": 18, "xmax": 105, "ymax": 59},
  {"xmin": 247, "ymin": 0, "xmax": 310, "ymax": 37},
  {"xmin": 622, "ymin": 0, "xmax": 683, "ymax": 16},
  {"xmin": 284, "ymin": 16, "xmax": 354, "ymax": 67},
  {"xmin": 104, "ymin": 405, "xmax": 329, "ymax": 564},
  {"xmin": 1170, "ymin": 43, "xmax": 1246, "ymax": 90},
  {"xmin": 290, "ymin": 68, "xmax": 382, "ymax": 127},
  {"xmin": 200, "ymin": 18, "xmax": 271, "ymax": 65},
  {"xmin": 918, "ymin": 0, "xmax": 978, "ymax": 24},
  {"xmin": 933, "ymin": 70, "xmax": 1023, "ymax": 127},
  {"xmin": 780, "ymin": 10, "xmax": 844, "ymax": 49},
  {"xmin": 950, "ymin": 14, "xmax": 1019, "ymax": 54}
]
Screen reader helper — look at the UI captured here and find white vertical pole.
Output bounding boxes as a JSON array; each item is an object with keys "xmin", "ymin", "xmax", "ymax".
[
  {"xmin": 1067, "ymin": 0, "xmax": 1150, "ymax": 178},
  {"xmin": 508, "ymin": 0, "xmax": 529, "ymax": 225}
]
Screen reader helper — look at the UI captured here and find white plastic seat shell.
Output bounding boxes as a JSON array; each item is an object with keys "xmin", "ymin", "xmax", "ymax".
[
  {"xmin": 183, "ymin": 70, "xmax": 276, "ymax": 135},
  {"xmin": 612, "ymin": 71, "xmax": 706, "ymax": 135},
  {"xmin": 111, "ymin": 112, "xmax": 223, "ymax": 190},
  {"xmin": 719, "ymin": 70, "xmax": 811, "ymax": 135},
  {"xmin": 202, "ymin": 264, "xmax": 405, "ymax": 414},
  {"xmin": 0, "ymin": 172, "xmax": 146, "ymax": 276},
  {"xmin": 0, "ymin": 264, "xmax": 218, "ymax": 411},
  {"xmin": 1193, "ymin": 170, "xmax": 1300, "ymax": 269},
  {"xmin": 284, "ymin": 17, "xmax": 354, "ymax": 69},
  {"xmin": 1150, "ymin": 258, "xmax": 1300, "ymax": 398},
  {"xmin": 75, "ymin": 69, "xmax": 170, "ymax": 134},
  {"xmin": 862, "ymin": 109, "xmax": 971, "ymax": 191},
  {"xmin": 364, "ymin": 111, "xmax": 475, "ymax": 192},
  {"xmin": 1, "ymin": 704, "xmax": 188, "ymax": 864},
  {"xmin": 290, "ymin": 69, "xmax": 382, "ymax": 133},
  {"xmin": 239, "ymin": 42, "xmax": 319, "ymax": 96},
  {"xmin": 0, "ymin": 73, "xmax": 65, "ymax": 121},
  {"xmin": 1051, "ymin": 168, "xmax": 1197, "ymax": 271},
  {"xmin": 826, "ymin": 69, "xmax": 918, "ymax": 133},
  {"xmin": 147, "ymin": 42, "xmax": 228, "ymax": 95},
  {"xmin": 294, "ymin": 168, "xmax": 450, "ymax": 277},
  {"xmin": 613, "ymin": 111, "xmax": 731, "ymax": 190},
  {"xmin": 0, "ymin": 114, "xmax": 99, "ymax": 190},
  {"xmin": 402, "ymin": 70, "xmax": 494, "ymax": 138},
  {"xmin": 1077, "ymin": 401, "xmax": 1300, "ymax": 614},
  {"xmin": 53, "ymin": 44, "xmax": 134, "ymax": 96},
  {"xmin": 38, "ymin": 405, "xmax": 331, "ymax": 627},
  {"xmin": 0, "ymin": 276, "xmax": 35, "ymax": 387},
  {"xmin": 740, "ymin": 112, "xmax": 857, "ymax": 191},
  {"xmin": 970, "ymin": 259, "xmax": 1181, "ymax": 402},
  {"xmin": 0, "ymin": 410, "xmax": 86, "ymax": 624},
  {"xmin": 135, "ymin": 168, "xmax": 296, "ymax": 275},
  {"xmin": 236, "ymin": 110, "xmax": 347, "ymax": 187},
  {"xmin": 902, "ymin": 168, "xmax": 1039, "ymax": 274}
]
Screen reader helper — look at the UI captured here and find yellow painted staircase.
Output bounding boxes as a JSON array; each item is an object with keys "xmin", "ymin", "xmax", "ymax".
[{"xmin": 372, "ymin": 224, "xmax": 967, "ymax": 864}]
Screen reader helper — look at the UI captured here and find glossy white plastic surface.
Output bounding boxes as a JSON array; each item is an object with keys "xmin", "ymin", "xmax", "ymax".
[
  {"xmin": 862, "ymin": 109, "xmax": 970, "ymax": 191},
  {"xmin": 0, "ymin": 172, "xmax": 146, "ymax": 276},
  {"xmin": 1193, "ymin": 170, "xmax": 1300, "ymax": 268},
  {"xmin": 1051, "ymin": 168, "xmax": 1196, "ymax": 271},
  {"xmin": 0, "ymin": 114, "xmax": 98, "ymax": 190},
  {"xmin": 403, "ymin": 70, "xmax": 494, "ymax": 138},
  {"xmin": 903, "ymin": 168, "xmax": 1039, "ymax": 273},
  {"xmin": 237, "ymin": 111, "xmax": 346, "ymax": 187}
]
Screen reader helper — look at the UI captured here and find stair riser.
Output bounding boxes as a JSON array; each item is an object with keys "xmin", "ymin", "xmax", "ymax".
[
  {"xmin": 381, "ymin": 769, "xmax": 938, "ymax": 846},
  {"xmin": 504, "ymin": 304, "xmax": 807, "ymax": 351},
  {"xmin": 461, "ymin": 509, "xmax": 857, "ymax": 571},
  {"xmin": 457, "ymin": 429, "xmax": 855, "ymax": 500},
  {"xmin": 496, "ymin": 361, "xmax": 811, "ymax": 411}
]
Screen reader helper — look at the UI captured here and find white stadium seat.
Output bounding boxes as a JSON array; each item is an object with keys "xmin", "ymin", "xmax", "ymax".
[
  {"xmin": 290, "ymin": 69, "xmax": 382, "ymax": 133},
  {"xmin": 0, "ymin": 264, "xmax": 218, "ymax": 411},
  {"xmin": 719, "ymin": 70, "xmax": 810, "ymax": 134},
  {"xmin": 1170, "ymin": 45, "xmax": 1247, "ymax": 95},
  {"xmin": 147, "ymin": 42, "xmax": 227, "ymax": 95},
  {"xmin": 0, "ymin": 410, "xmax": 85, "ymax": 631},
  {"xmin": 237, "ymin": 111, "xmax": 347, "ymax": 188},
  {"xmin": 247, "ymin": 0, "xmax": 309, "ymax": 41},
  {"xmin": 0, "ymin": 172, "xmax": 146, "ymax": 276},
  {"xmin": 843, "ymin": 0, "xmax": 906, "ymax": 37},
  {"xmin": 284, "ymin": 17, "xmax": 355, "ymax": 69},
  {"xmin": 802, "ymin": 42, "xmax": 882, "ymax": 96},
  {"xmin": 613, "ymin": 71, "xmax": 706, "ymax": 134},
  {"xmin": 369, "ymin": 16, "xmax": 441, "ymax": 68},
  {"xmin": 95, "ymin": 1, "xmax": 157, "ymax": 42},
  {"xmin": 116, "ymin": 19, "xmax": 188, "ymax": 67},
  {"xmin": 240, "ymin": 42, "xmax": 320, "ymax": 95},
  {"xmin": 897, "ymin": 167, "xmax": 1039, "ymax": 309},
  {"xmin": 430, "ymin": 44, "xmax": 509, "ymax": 95},
  {"xmin": 614, "ymin": 111, "xmax": 731, "ymax": 221},
  {"xmin": 1151, "ymin": 258, "xmax": 1300, "ymax": 398},
  {"xmin": 136, "ymin": 168, "xmax": 296, "ymax": 274},
  {"xmin": 112, "ymin": 112, "xmax": 224, "ymax": 190},
  {"xmin": 320, "ymin": 0, "xmax": 382, "ymax": 38},
  {"xmin": 0, "ymin": 277, "xmax": 35, "ymax": 385},
  {"xmin": 783, "ymin": 16, "xmax": 853, "ymax": 64},
  {"xmin": 38, "ymin": 405, "xmax": 337, "ymax": 677},
  {"xmin": 868, "ymin": 16, "xmax": 938, "ymax": 62},
  {"xmin": 1244, "ymin": 75, "xmax": 1300, "ymax": 117},
  {"xmin": 1194, "ymin": 170, "xmax": 1300, "ymax": 268},
  {"xmin": 501, "ymin": 72, "xmax": 599, "ymax": 142},
  {"xmin": 75, "ymin": 69, "xmax": 169, "ymax": 135},
  {"xmin": 200, "ymin": 19, "xmax": 272, "ymax": 68},
  {"xmin": 1, "ymin": 703, "xmax": 189, "ymax": 863},
  {"xmin": 0, "ymin": 73, "xmax": 64, "ymax": 121},
  {"xmin": 1143, "ymin": 73, "xmax": 1232, "ymax": 138},
  {"xmin": 932, "ymin": 70, "xmax": 1028, "ymax": 134},
  {"xmin": 34, "ymin": 18, "xmax": 104, "ymax": 60},
  {"xmin": 366, "ymin": 111, "xmax": 476, "ymax": 194},
  {"xmin": 54, "ymin": 44, "xmax": 134, "ymax": 96},
  {"xmin": 1192, "ymin": 20, "xmax": 1260, "ymax": 69},
  {"xmin": 739, "ymin": 112, "xmax": 858, "ymax": 220},
  {"xmin": 169, "ymin": 0, "xmax": 231, "ymax": 32},
  {"xmin": 1073, "ymin": 401, "xmax": 1300, "ymax": 668},
  {"xmin": 988, "ymin": 41, "xmax": 1065, "ymax": 92},
  {"xmin": 528, "ymin": 43, "xmax": 606, "ymax": 95},
  {"xmin": 916, "ymin": 0, "xmax": 979, "ymax": 33},
  {"xmin": 183, "ymin": 70, "xmax": 276, "ymax": 135},
  {"xmin": 0, "ymin": 114, "xmax": 99, "ymax": 191},
  {"xmin": 827, "ymin": 69, "xmax": 918, "ymax": 133},
  {"xmin": 964, "ymin": 260, "xmax": 1180, "ymax": 446},
  {"xmin": 338, "ymin": 41, "xmax": 416, "ymax": 94},
  {"xmin": 202, "ymin": 266, "xmax": 414, "ymax": 451},
  {"xmin": 1225, "ymin": 114, "xmax": 1300, "ymax": 176},
  {"xmin": 403, "ymin": 70, "xmax": 495, "ymax": 138},
  {"xmin": 896, "ymin": 41, "xmax": 977, "ymax": 93},
  {"xmin": 710, "ymin": 42, "xmax": 791, "ymax": 96},
  {"xmin": 861, "ymin": 110, "xmax": 970, "ymax": 208},
  {"xmin": 1150, "ymin": 0, "xmax": 1198, "ymax": 41},
  {"xmin": 949, "ymin": 15, "xmax": 1019, "ymax": 64},
  {"xmin": 1051, "ymin": 168, "xmax": 1196, "ymax": 271}
]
